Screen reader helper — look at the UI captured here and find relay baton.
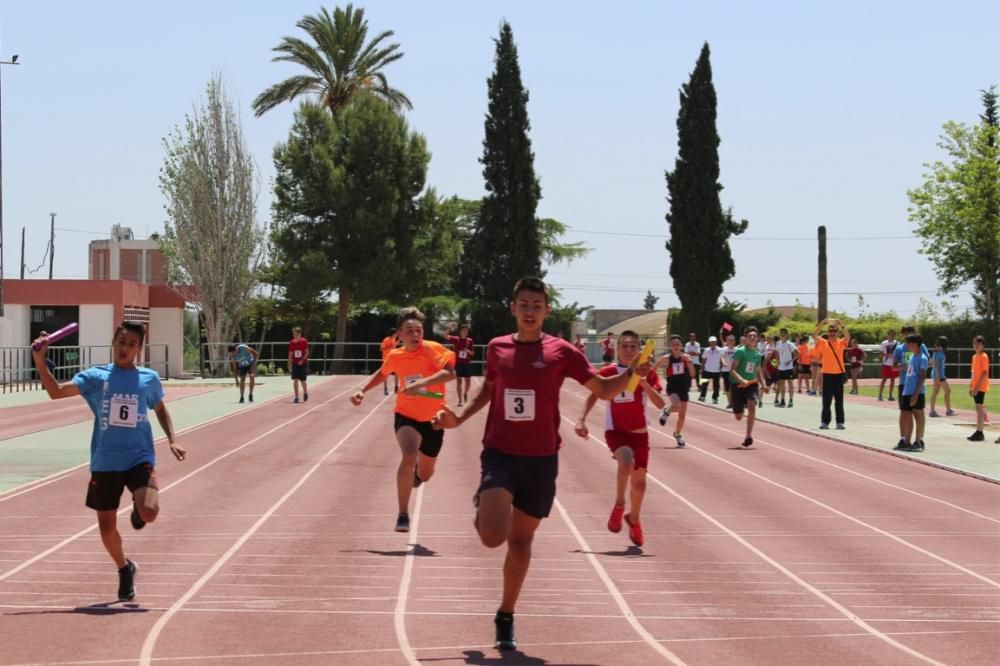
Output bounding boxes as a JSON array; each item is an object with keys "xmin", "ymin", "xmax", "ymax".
[
  {"xmin": 625, "ymin": 339, "xmax": 656, "ymax": 392},
  {"xmin": 33, "ymin": 322, "xmax": 79, "ymax": 350}
]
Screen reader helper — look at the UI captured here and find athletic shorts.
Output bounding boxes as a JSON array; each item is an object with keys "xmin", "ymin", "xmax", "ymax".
[
  {"xmin": 605, "ymin": 430, "xmax": 650, "ymax": 470},
  {"xmin": 721, "ymin": 373, "xmax": 732, "ymax": 390},
  {"xmin": 602, "ymin": 354, "xmax": 613, "ymax": 364},
  {"xmin": 798, "ymin": 365, "xmax": 812, "ymax": 376},
  {"xmin": 899, "ymin": 394, "xmax": 925, "ymax": 411},
  {"xmin": 665, "ymin": 378, "xmax": 690, "ymax": 402},
  {"xmin": 810, "ymin": 360, "xmax": 821, "ymax": 369},
  {"xmin": 881, "ymin": 365, "xmax": 899, "ymax": 379},
  {"xmin": 394, "ymin": 413, "xmax": 444, "ymax": 458},
  {"xmin": 973, "ymin": 391, "xmax": 986, "ymax": 405},
  {"xmin": 477, "ymin": 448, "xmax": 557, "ymax": 519},
  {"xmin": 455, "ymin": 363, "xmax": 472, "ymax": 378},
  {"xmin": 238, "ymin": 364, "xmax": 255, "ymax": 377},
  {"xmin": 764, "ymin": 373, "xmax": 778, "ymax": 386},
  {"xmin": 290, "ymin": 364, "xmax": 308, "ymax": 381},
  {"xmin": 731, "ymin": 384, "xmax": 759, "ymax": 415},
  {"xmin": 86, "ymin": 463, "xmax": 158, "ymax": 511},
  {"xmin": 778, "ymin": 369, "xmax": 795, "ymax": 380}
]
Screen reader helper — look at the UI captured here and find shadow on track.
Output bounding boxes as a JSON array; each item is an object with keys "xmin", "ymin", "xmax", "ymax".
[
  {"xmin": 344, "ymin": 543, "xmax": 439, "ymax": 557},
  {"xmin": 572, "ymin": 546, "xmax": 649, "ymax": 558},
  {"xmin": 423, "ymin": 650, "xmax": 601, "ymax": 665},
  {"xmin": 7, "ymin": 601, "xmax": 149, "ymax": 616}
]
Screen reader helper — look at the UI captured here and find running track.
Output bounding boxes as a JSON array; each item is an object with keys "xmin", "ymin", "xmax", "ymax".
[{"xmin": 0, "ymin": 375, "xmax": 997, "ymax": 665}]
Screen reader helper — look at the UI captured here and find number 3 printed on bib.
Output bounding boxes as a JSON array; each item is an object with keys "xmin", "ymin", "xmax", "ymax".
[
  {"xmin": 109, "ymin": 395, "xmax": 139, "ymax": 428},
  {"xmin": 504, "ymin": 389, "xmax": 536, "ymax": 421}
]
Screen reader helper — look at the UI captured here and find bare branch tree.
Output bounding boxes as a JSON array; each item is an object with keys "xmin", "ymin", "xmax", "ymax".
[{"xmin": 159, "ymin": 74, "xmax": 265, "ymax": 374}]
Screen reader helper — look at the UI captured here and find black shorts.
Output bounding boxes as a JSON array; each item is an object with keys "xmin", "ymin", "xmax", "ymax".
[
  {"xmin": 602, "ymin": 354, "xmax": 613, "ymax": 363},
  {"xmin": 86, "ymin": 463, "xmax": 158, "ymax": 511},
  {"xmin": 455, "ymin": 364, "xmax": 472, "ymax": 378},
  {"xmin": 721, "ymin": 372, "xmax": 732, "ymax": 390},
  {"xmin": 477, "ymin": 448, "xmax": 558, "ymax": 520},
  {"xmin": 731, "ymin": 384, "xmax": 759, "ymax": 415},
  {"xmin": 394, "ymin": 413, "xmax": 444, "ymax": 458},
  {"xmin": 764, "ymin": 373, "xmax": 778, "ymax": 386},
  {"xmin": 290, "ymin": 364, "xmax": 308, "ymax": 381},
  {"xmin": 798, "ymin": 364, "xmax": 812, "ymax": 376},
  {"xmin": 973, "ymin": 391, "xmax": 986, "ymax": 405},
  {"xmin": 778, "ymin": 369, "xmax": 795, "ymax": 380},
  {"xmin": 238, "ymin": 364, "xmax": 255, "ymax": 377},
  {"xmin": 899, "ymin": 394, "xmax": 925, "ymax": 411},
  {"xmin": 665, "ymin": 378, "xmax": 690, "ymax": 402}
]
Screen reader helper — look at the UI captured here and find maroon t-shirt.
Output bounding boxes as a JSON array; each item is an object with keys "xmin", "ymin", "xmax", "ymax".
[
  {"xmin": 448, "ymin": 335, "xmax": 475, "ymax": 365},
  {"xmin": 483, "ymin": 334, "xmax": 596, "ymax": 456}
]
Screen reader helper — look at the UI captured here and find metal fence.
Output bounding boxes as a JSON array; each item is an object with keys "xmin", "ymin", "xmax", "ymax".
[{"xmin": 0, "ymin": 344, "xmax": 170, "ymax": 394}]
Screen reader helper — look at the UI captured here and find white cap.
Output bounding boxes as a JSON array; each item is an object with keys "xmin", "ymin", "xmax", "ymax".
[{"xmin": 708, "ymin": 336, "xmax": 718, "ymax": 342}]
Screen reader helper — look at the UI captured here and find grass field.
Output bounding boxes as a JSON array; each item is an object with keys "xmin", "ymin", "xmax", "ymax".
[{"xmin": 851, "ymin": 385, "xmax": 998, "ymax": 413}]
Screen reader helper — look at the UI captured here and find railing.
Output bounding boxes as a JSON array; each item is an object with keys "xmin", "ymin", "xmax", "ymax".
[{"xmin": 0, "ymin": 344, "xmax": 170, "ymax": 393}]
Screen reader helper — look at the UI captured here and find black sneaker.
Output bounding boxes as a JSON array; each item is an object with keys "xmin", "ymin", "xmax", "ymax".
[
  {"xmin": 130, "ymin": 503, "xmax": 146, "ymax": 530},
  {"xmin": 248, "ymin": 394, "xmax": 254, "ymax": 403},
  {"xmin": 294, "ymin": 396, "xmax": 300, "ymax": 403},
  {"xmin": 967, "ymin": 430, "xmax": 985, "ymax": 442},
  {"xmin": 395, "ymin": 513, "xmax": 410, "ymax": 533},
  {"xmin": 893, "ymin": 439, "xmax": 909, "ymax": 450},
  {"xmin": 910, "ymin": 440, "xmax": 925, "ymax": 452},
  {"xmin": 412, "ymin": 466, "xmax": 423, "ymax": 488},
  {"xmin": 239, "ymin": 396, "xmax": 244, "ymax": 404},
  {"xmin": 742, "ymin": 437, "xmax": 753, "ymax": 448},
  {"xmin": 303, "ymin": 392, "xmax": 308, "ymax": 402},
  {"xmin": 117, "ymin": 559, "xmax": 137, "ymax": 601},
  {"xmin": 494, "ymin": 611, "xmax": 517, "ymax": 650}
]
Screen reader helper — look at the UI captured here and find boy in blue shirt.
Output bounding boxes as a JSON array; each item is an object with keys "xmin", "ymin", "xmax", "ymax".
[
  {"xmin": 892, "ymin": 325, "xmax": 928, "ymax": 450},
  {"xmin": 228, "ymin": 343, "xmax": 258, "ymax": 403},
  {"xmin": 32, "ymin": 321, "xmax": 186, "ymax": 601},
  {"xmin": 896, "ymin": 333, "xmax": 929, "ymax": 452}
]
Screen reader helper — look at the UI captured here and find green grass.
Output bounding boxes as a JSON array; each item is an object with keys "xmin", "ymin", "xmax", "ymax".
[{"xmin": 852, "ymin": 385, "xmax": 998, "ymax": 413}]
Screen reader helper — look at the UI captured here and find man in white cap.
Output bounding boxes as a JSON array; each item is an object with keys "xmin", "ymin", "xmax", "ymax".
[{"xmin": 698, "ymin": 335, "xmax": 724, "ymax": 404}]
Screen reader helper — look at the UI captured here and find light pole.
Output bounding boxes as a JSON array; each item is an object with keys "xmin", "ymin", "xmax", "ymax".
[{"xmin": 0, "ymin": 52, "xmax": 21, "ymax": 316}]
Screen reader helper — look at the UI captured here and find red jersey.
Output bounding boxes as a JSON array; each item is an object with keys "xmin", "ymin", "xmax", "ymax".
[
  {"xmin": 601, "ymin": 338, "xmax": 614, "ymax": 356},
  {"xmin": 448, "ymin": 335, "xmax": 475, "ymax": 365},
  {"xmin": 663, "ymin": 353, "xmax": 691, "ymax": 378},
  {"xmin": 289, "ymin": 337, "xmax": 308, "ymax": 366},
  {"xmin": 598, "ymin": 365, "xmax": 661, "ymax": 432},
  {"xmin": 484, "ymin": 334, "xmax": 596, "ymax": 456}
]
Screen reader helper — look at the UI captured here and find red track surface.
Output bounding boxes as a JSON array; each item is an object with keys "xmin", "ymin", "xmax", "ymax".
[{"xmin": 0, "ymin": 376, "xmax": 998, "ymax": 665}]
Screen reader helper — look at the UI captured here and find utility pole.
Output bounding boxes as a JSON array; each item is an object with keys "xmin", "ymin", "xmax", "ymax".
[
  {"xmin": 48, "ymin": 212, "xmax": 55, "ymax": 279},
  {"xmin": 0, "ymin": 52, "xmax": 22, "ymax": 316},
  {"xmin": 19, "ymin": 226, "xmax": 23, "ymax": 279},
  {"xmin": 817, "ymin": 225, "xmax": 828, "ymax": 321}
]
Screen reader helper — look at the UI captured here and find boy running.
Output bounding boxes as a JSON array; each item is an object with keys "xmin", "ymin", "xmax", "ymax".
[
  {"xmin": 381, "ymin": 329, "xmax": 400, "ymax": 395},
  {"xmin": 432, "ymin": 277, "xmax": 650, "ymax": 651},
  {"xmin": 730, "ymin": 327, "xmax": 769, "ymax": 447},
  {"xmin": 288, "ymin": 326, "xmax": 309, "ymax": 403},
  {"xmin": 32, "ymin": 321, "xmax": 186, "ymax": 601},
  {"xmin": 447, "ymin": 324, "xmax": 475, "ymax": 407},
  {"xmin": 574, "ymin": 330, "xmax": 665, "ymax": 546},
  {"xmin": 967, "ymin": 335, "xmax": 991, "ymax": 441},
  {"xmin": 228, "ymin": 343, "xmax": 258, "ymax": 403},
  {"xmin": 656, "ymin": 334, "xmax": 696, "ymax": 447},
  {"xmin": 351, "ymin": 308, "xmax": 456, "ymax": 533}
]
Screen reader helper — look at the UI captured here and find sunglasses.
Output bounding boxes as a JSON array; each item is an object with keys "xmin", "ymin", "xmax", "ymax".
[{"xmin": 828, "ymin": 327, "xmax": 838, "ymax": 332}]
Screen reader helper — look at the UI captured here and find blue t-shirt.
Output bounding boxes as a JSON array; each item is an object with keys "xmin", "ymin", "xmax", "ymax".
[
  {"xmin": 893, "ymin": 342, "xmax": 929, "ymax": 375},
  {"xmin": 73, "ymin": 364, "xmax": 164, "ymax": 472},
  {"xmin": 234, "ymin": 344, "xmax": 254, "ymax": 368},
  {"xmin": 931, "ymin": 350, "xmax": 946, "ymax": 380},
  {"xmin": 902, "ymin": 352, "xmax": 929, "ymax": 397}
]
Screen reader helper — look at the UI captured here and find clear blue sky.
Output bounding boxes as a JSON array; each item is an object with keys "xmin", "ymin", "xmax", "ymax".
[{"xmin": 2, "ymin": 1, "xmax": 997, "ymax": 319}]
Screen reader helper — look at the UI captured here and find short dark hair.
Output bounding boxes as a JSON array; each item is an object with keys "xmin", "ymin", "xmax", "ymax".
[
  {"xmin": 227, "ymin": 344, "xmax": 236, "ymax": 352},
  {"xmin": 973, "ymin": 335, "xmax": 986, "ymax": 345},
  {"xmin": 744, "ymin": 326, "xmax": 758, "ymax": 335},
  {"xmin": 779, "ymin": 328, "xmax": 788, "ymax": 335},
  {"xmin": 905, "ymin": 333, "xmax": 922, "ymax": 346},
  {"xmin": 398, "ymin": 307, "xmax": 426, "ymax": 326},
  {"xmin": 115, "ymin": 321, "xmax": 145, "ymax": 346},
  {"xmin": 669, "ymin": 334, "xmax": 682, "ymax": 343},
  {"xmin": 901, "ymin": 324, "xmax": 916, "ymax": 334},
  {"xmin": 459, "ymin": 324, "xmax": 470, "ymax": 331},
  {"xmin": 619, "ymin": 329, "xmax": 640, "ymax": 343},
  {"xmin": 936, "ymin": 336, "xmax": 948, "ymax": 350},
  {"xmin": 512, "ymin": 276, "xmax": 550, "ymax": 304}
]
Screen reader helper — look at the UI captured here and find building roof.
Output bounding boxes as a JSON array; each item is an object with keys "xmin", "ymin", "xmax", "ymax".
[{"xmin": 598, "ymin": 310, "xmax": 668, "ymax": 338}]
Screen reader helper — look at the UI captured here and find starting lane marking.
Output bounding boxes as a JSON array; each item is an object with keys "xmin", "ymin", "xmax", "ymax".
[
  {"xmin": 394, "ymin": 486, "xmax": 424, "ymax": 666},
  {"xmin": 559, "ymin": 400, "xmax": 947, "ymax": 666},
  {"xmin": 0, "ymin": 378, "xmax": 357, "ymax": 583},
  {"xmin": 138, "ymin": 391, "xmax": 391, "ymax": 666}
]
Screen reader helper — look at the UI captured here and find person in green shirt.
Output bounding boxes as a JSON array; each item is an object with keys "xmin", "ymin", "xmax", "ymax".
[{"xmin": 729, "ymin": 326, "xmax": 770, "ymax": 448}]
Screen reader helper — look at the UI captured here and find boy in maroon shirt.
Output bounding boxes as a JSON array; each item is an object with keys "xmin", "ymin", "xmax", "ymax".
[
  {"xmin": 287, "ymin": 326, "xmax": 309, "ymax": 403},
  {"xmin": 447, "ymin": 323, "xmax": 475, "ymax": 406},
  {"xmin": 434, "ymin": 277, "xmax": 650, "ymax": 651}
]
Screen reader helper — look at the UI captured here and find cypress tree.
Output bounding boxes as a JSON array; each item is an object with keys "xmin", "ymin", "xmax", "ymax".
[
  {"xmin": 665, "ymin": 43, "xmax": 747, "ymax": 338},
  {"xmin": 462, "ymin": 21, "xmax": 542, "ymax": 337}
]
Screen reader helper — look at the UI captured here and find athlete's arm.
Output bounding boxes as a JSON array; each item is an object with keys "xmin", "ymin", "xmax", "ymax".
[
  {"xmin": 287, "ymin": 348, "xmax": 293, "ymax": 372},
  {"xmin": 575, "ymin": 393, "xmax": 599, "ymax": 437},
  {"xmin": 911, "ymin": 367, "xmax": 927, "ymax": 406},
  {"xmin": 402, "ymin": 366, "xmax": 456, "ymax": 395},
  {"xmin": 584, "ymin": 356, "xmax": 651, "ymax": 399},
  {"xmin": 31, "ymin": 342, "xmax": 79, "ymax": 400},
  {"xmin": 433, "ymin": 379, "xmax": 493, "ymax": 429},
  {"xmin": 757, "ymin": 362, "xmax": 769, "ymax": 393},
  {"xmin": 350, "ymin": 367, "xmax": 389, "ymax": 405},
  {"xmin": 153, "ymin": 401, "xmax": 185, "ymax": 461},
  {"xmin": 640, "ymin": 380, "xmax": 666, "ymax": 409}
]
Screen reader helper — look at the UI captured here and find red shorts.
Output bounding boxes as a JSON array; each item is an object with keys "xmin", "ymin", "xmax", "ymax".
[
  {"xmin": 881, "ymin": 365, "xmax": 899, "ymax": 379},
  {"xmin": 605, "ymin": 431, "xmax": 650, "ymax": 470}
]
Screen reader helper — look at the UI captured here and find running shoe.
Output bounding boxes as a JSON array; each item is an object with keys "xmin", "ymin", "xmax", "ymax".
[
  {"xmin": 303, "ymin": 393, "xmax": 309, "ymax": 402},
  {"xmin": 384, "ymin": 388, "xmax": 389, "ymax": 396},
  {"xmin": 117, "ymin": 559, "xmax": 137, "ymax": 601},
  {"xmin": 910, "ymin": 440, "xmax": 925, "ymax": 452},
  {"xmin": 819, "ymin": 423, "xmax": 830, "ymax": 430},
  {"xmin": 945, "ymin": 409, "xmax": 956, "ymax": 416},
  {"xmin": 787, "ymin": 400, "xmax": 793, "ymax": 408},
  {"xmin": 836, "ymin": 423, "xmax": 845, "ymax": 430},
  {"xmin": 698, "ymin": 396, "xmax": 706, "ymax": 402},
  {"xmin": 658, "ymin": 406, "xmax": 671, "ymax": 426},
  {"xmin": 674, "ymin": 433, "xmax": 686, "ymax": 448},
  {"xmin": 742, "ymin": 436, "xmax": 753, "ymax": 448},
  {"xmin": 624, "ymin": 513, "xmax": 644, "ymax": 547},
  {"xmin": 395, "ymin": 513, "xmax": 410, "ymax": 533},
  {"xmin": 412, "ymin": 466, "xmax": 423, "ymax": 488},
  {"xmin": 893, "ymin": 439, "xmax": 909, "ymax": 450},
  {"xmin": 967, "ymin": 431, "xmax": 985, "ymax": 442},
  {"xmin": 130, "ymin": 503, "xmax": 146, "ymax": 531},
  {"xmin": 712, "ymin": 398, "xmax": 719, "ymax": 405},
  {"xmin": 248, "ymin": 394, "xmax": 254, "ymax": 403},
  {"xmin": 607, "ymin": 503, "xmax": 625, "ymax": 533},
  {"xmin": 294, "ymin": 396, "xmax": 300, "ymax": 403},
  {"xmin": 888, "ymin": 394, "xmax": 895, "ymax": 401},
  {"xmin": 877, "ymin": 395, "xmax": 884, "ymax": 401},
  {"xmin": 239, "ymin": 396, "xmax": 244, "ymax": 404},
  {"xmin": 928, "ymin": 410, "xmax": 939, "ymax": 417},
  {"xmin": 495, "ymin": 611, "xmax": 517, "ymax": 650}
]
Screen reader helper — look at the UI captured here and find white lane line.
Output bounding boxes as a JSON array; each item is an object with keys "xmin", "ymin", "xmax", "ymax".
[
  {"xmin": 394, "ymin": 485, "xmax": 424, "ymax": 666},
  {"xmin": 138, "ymin": 392, "xmax": 390, "ymax": 666},
  {"xmin": 0, "ymin": 379, "xmax": 357, "ymax": 582},
  {"xmin": 682, "ymin": 412, "xmax": 1000, "ymax": 525},
  {"xmin": 552, "ymin": 493, "xmax": 688, "ymax": 665},
  {"xmin": 558, "ymin": 403, "xmax": 946, "ymax": 666},
  {"xmin": 0, "ymin": 377, "xmax": 338, "ymax": 502}
]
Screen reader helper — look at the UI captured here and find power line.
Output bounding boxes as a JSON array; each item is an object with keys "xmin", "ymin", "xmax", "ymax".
[
  {"xmin": 551, "ymin": 283, "xmax": 969, "ymax": 296},
  {"xmin": 565, "ymin": 227, "xmax": 914, "ymax": 241}
]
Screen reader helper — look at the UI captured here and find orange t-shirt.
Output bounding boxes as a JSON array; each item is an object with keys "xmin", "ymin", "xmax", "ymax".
[
  {"xmin": 380, "ymin": 336, "xmax": 397, "ymax": 359},
  {"xmin": 815, "ymin": 336, "xmax": 848, "ymax": 375},
  {"xmin": 381, "ymin": 341, "xmax": 456, "ymax": 421},
  {"xmin": 797, "ymin": 344, "xmax": 812, "ymax": 365},
  {"xmin": 971, "ymin": 352, "xmax": 990, "ymax": 393}
]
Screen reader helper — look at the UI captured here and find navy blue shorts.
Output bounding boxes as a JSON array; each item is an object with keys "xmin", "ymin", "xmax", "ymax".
[
  {"xmin": 455, "ymin": 363, "xmax": 472, "ymax": 378},
  {"xmin": 477, "ymin": 448, "xmax": 558, "ymax": 520},
  {"xmin": 731, "ymin": 384, "xmax": 759, "ymax": 415},
  {"xmin": 290, "ymin": 364, "xmax": 308, "ymax": 381},
  {"xmin": 86, "ymin": 463, "xmax": 158, "ymax": 512}
]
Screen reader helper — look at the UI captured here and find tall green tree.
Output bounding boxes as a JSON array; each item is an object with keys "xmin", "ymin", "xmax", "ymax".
[
  {"xmin": 908, "ymin": 86, "xmax": 1000, "ymax": 334},
  {"xmin": 269, "ymin": 98, "xmax": 431, "ymax": 354},
  {"xmin": 665, "ymin": 43, "xmax": 747, "ymax": 338},
  {"xmin": 252, "ymin": 4, "xmax": 410, "ymax": 118}
]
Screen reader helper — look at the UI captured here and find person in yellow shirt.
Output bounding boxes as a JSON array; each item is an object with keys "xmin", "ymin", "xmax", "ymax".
[
  {"xmin": 353, "ymin": 309, "xmax": 456, "ymax": 532},
  {"xmin": 967, "ymin": 335, "xmax": 991, "ymax": 442},
  {"xmin": 812, "ymin": 318, "xmax": 849, "ymax": 430}
]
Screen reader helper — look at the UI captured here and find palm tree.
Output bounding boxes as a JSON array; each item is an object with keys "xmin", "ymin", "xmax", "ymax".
[{"xmin": 252, "ymin": 4, "xmax": 411, "ymax": 118}]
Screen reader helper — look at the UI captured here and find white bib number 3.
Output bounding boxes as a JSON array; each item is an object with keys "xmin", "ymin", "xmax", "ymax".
[
  {"xmin": 293, "ymin": 350, "xmax": 303, "ymax": 359},
  {"xmin": 504, "ymin": 389, "xmax": 536, "ymax": 421},
  {"xmin": 109, "ymin": 395, "xmax": 139, "ymax": 428}
]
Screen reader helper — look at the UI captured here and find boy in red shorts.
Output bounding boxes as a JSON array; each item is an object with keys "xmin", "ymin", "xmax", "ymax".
[
  {"xmin": 433, "ymin": 277, "xmax": 650, "ymax": 651},
  {"xmin": 575, "ymin": 330, "xmax": 664, "ymax": 547}
]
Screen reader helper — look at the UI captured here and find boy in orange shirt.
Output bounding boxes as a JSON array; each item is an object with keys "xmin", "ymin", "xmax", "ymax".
[
  {"xmin": 796, "ymin": 335, "xmax": 812, "ymax": 394},
  {"xmin": 352, "ymin": 310, "xmax": 456, "ymax": 532},
  {"xmin": 967, "ymin": 335, "xmax": 991, "ymax": 442},
  {"xmin": 380, "ymin": 328, "xmax": 400, "ymax": 395}
]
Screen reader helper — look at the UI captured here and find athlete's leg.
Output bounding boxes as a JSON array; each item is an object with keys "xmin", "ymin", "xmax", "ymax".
[
  {"xmin": 628, "ymin": 467, "xmax": 647, "ymax": 523},
  {"xmin": 499, "ymin": 507, "xmax": 542, "ymax": 613},
  {"xmin": 238, "ymin": 374, "xmax": 246, "ymax": 399},
  {"xmin": 395, "ymin": 427, "xmax": 420, "ymax": 514},
  {"xmin": 132, "ymin": 486, "xmax": 160, "ymax": 524},
  {"xmin": 929, "ymin": 380, "xmax": 940, "ymax": 412},
  {"xmin": 97, "ymin": 510, "xmax": 127, "ymax": 569},
  {"xmin": 942, "ymin": 381, "xmax": 951, "ymax": 412},
  {"xmin": 745, "ymin": 398, "xmax": 756, "ymax": 437},
  {"xmin": 914, "ymin": 408, "xmax": 926, "ymax": 443},
  {"xmin": 477, "ymin": 487, "xmax": 514, "ymax": 548},
  {"xmin": 675, "ymin": 401, "xmax": 688, "ymax": 433},
  {"xmin": 416, "ymin": 451, "xmax": 437, "ymax": 483},
  {"xmin": 613, "ymin": 447, "xmax": 633, "ymax": 507}
]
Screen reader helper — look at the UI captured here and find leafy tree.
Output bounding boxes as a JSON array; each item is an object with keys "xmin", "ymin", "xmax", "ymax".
[
  {"xmin": 643, "ymin": 290, "xmax": 660, "ymax": 310},
  {"xmin": 665, "ymin": 43, "xmax": 747, "ymax": 338},
  {"xmin": 908, "ymin": 86, "xmax": 1000, "ymax": 335},
  {"xmin": 159, "ymin": 75, "xmax": 266, "ymax": 373},
  {"xmin": 253, "ymin": 4, "xmax": 410, "ymax": 118}
]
